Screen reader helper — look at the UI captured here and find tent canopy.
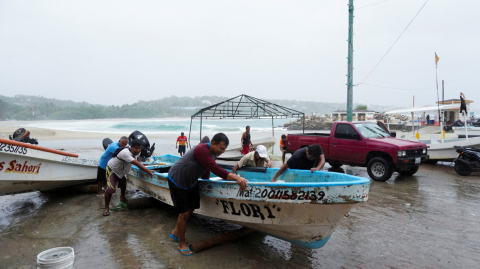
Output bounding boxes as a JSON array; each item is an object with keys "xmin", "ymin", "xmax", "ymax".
[
  {"xmin": 189, "ymin": 94, "xmax": 305, "ymax": 145},
  {"xmin": 191, "ymin": 94, "xmax": 305, "ymax": 119}
]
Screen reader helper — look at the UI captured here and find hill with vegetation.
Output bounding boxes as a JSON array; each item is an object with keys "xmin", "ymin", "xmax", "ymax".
[{"xmin": 0, "ymin": 94, "xmax": 389, "ymax": 121}]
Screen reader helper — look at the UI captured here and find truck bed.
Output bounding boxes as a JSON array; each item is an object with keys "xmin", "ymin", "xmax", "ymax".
[{"xmin": 289, "ymin": 132, "xmax": 330, "ymax": 137}]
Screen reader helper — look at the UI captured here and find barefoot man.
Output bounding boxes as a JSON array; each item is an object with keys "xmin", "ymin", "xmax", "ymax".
[{"xmin": 168, "ymin": 133, "xmax": 248, "ymax": 256}]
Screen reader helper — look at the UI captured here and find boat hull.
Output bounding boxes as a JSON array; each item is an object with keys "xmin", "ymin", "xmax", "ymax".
[
  {"xmin": 0, "ymin": 139, "xmax": 98, "ymax": 196},
  {"xmin": 127, "ymin": 154, "xmax": 370, "ymax": 248},
  {"xmin": 453, "ymin": 127, "xmax": 480, "ymax": 138},
  {"xmin": 418, "ymin": 137, "xmax": 480, "ymax": 161}
]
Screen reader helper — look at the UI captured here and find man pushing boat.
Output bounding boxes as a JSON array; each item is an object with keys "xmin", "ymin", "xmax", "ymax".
[
  {"xmin": 103, "ymin": 139, "xmax": 153, "ymax": 216},
  {"xmin": 231, "ymin": 145, "xmax": 272, "ymax": 173},
  {"xmin": 270, "ymin": 144, "xmax": 325, "ymax": 182},
  {"xmin": 167, "ymin": 133, "xmax": 248, "ymax": 256}
]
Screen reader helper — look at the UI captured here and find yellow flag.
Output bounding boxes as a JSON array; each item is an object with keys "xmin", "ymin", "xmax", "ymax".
[{"xmin": 435, "ymin": 53, "xmax": 440, "ymax": 64}]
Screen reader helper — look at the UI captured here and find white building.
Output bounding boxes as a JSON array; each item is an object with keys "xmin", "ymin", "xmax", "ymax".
[{"xmin": 330, "ymin": 109, "xmax": 377, "ymax": 122}]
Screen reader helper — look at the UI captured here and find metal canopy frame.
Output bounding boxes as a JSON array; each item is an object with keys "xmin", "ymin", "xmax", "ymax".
[{"xmin": 188, "ymin": 94, "xmax": 305, "ymax": 147}]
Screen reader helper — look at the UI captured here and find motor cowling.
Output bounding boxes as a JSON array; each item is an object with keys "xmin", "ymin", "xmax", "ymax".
[
  {"xmin": 9, "ymin": 128, "xmax": 38, "ymax": 145},
  {"xmin": 128, "ymin": 130, "xmax": 155, "ymax": 158}
]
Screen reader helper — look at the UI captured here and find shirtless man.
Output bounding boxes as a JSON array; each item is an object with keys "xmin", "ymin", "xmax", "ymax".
[{"xmin": 241, "ymin": 126, "xmax": 253, "ymax": 155}]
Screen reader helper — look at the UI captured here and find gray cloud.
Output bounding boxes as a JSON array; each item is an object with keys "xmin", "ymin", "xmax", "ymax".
[{"xmin": 1, "ymin": 0, "xmax": 479, "ymax": 109}]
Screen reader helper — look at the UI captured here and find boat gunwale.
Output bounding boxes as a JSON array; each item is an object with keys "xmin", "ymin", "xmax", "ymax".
[
  {"xmin": 132, "ymin": 162, "xmax": 370, "ymax": 188},
  {"xmin": 0, "ymin": 138, "xmax": 79, "ymax": 158}
]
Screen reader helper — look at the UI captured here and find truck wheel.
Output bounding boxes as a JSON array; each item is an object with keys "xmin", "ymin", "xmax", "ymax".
[
  {"xmin": 454, "ymin": 161, "xmax": 471, "ymax": 176},
  {"xmin": 397, "ymin": 166, "xmax": 419, "ymax": 176},
  {"xmin": 367, "ymin": 157, "xmax": 393, "ymax": 182},
  {"xmin": 328, "ymin": 161, "xmax": 343, "ymax": 168}
]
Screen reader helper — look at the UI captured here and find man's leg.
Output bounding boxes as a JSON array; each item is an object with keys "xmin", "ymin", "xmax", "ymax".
[
  {"xmin": 119, "ymin": 177, "xmax": 127, "ymax": 203},
  {"xmin": 172, "ymin": 209, "xmax": 194, "ymax": 255},
  {"xmin": 97, "ymin": 181, "xmax": 104, "ymax": 196},
  {"xmin": 104, "ymin": 193, "xmax": 112, "ymax": 215},
  {"xmin": 103, "ymin": 167, "xmax": 116, "ymax": 216}
]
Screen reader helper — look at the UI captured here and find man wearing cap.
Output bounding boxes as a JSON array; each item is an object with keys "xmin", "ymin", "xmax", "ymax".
[
  {"xmin": 176, "ymin": 132, "xmax": 188, "ymax": 156},
  {"xmin": 232, "ymin": 145, "xmax": 272, "ymax": 173}
]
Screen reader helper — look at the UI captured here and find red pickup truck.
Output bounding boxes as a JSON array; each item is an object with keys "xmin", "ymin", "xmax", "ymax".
[{"xmin": 286, "ymin": 121, "xmax": 429, "ymax": 181}]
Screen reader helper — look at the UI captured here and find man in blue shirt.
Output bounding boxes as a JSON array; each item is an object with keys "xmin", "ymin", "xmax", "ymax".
[{"xmin": 97, "ymin": 136, "xmax": 128, "ymax": 197}]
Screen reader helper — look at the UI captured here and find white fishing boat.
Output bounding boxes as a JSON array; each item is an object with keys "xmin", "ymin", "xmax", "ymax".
[
  {"xmin": 453, "ymin": 126, "xmax": 480, "ymax": 138},
  {"xmin": 0, "ymin": 138, "xmax": 99, "ymax": 196},
  {"xmin": 217, "ymin": 137, "xmax": 277, "ymax": 161},
  {"xmin": 416, "ymin": 136, "xmax": 480, "ymax": 161},
  {"xmin": 128, "ymin": 154, "xmax": 370, "ymax": 249},
  {"xmin": 385, "ymin": 104, "xmax": 480, "ymax": 162}
]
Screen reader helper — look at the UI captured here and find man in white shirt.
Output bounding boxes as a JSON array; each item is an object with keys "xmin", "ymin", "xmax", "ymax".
[
  {"xmin": 232, "ymin": 145, "xmax": 272, "ymax": 173},
  {"xmin": 103, "ymin": 139, "xmax": 153, "ymax": 216}
]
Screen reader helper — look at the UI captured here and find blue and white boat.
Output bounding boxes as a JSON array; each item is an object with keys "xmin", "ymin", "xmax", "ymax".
[{"xmin": 128, "ymin": 154, "xmax": 370, "ymax": 249}]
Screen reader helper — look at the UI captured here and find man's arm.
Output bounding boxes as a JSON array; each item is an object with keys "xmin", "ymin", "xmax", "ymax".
[
  {"xmin": 175, "ymin": 138, "xmax": 178, "ymax": 148},
  {"xmin": 266, "ymin": 159, "xmax": 272, "ymax": 168},
  {"xmin": 241, "ymin": 132, "xmax": 245, "ymax": 143},
  {"xmin": 311, "ymin": 154, "xmax": 325, "ymax": 172},
  {"xmin": 231, "ymin": 163, "xmax": 239, "ymax": 173},
  {"xmin": 131, "ymin": 159, "xmax": 153, "ymax": 178},
  {"xmin": 271, "ymin": 163, "xmax": 288, "ymax": 182}
]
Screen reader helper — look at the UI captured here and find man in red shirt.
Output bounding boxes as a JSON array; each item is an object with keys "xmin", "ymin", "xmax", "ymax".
[
  {"xmin": 168, "ymin": 133, "xmax": 248, "ymax": 256},
  {"xmin": 241, "ymin": 126, "xmax": 253, "ymax": 155},
  {"xmin": 176, "ymin": 132, "xmax": 188, "ymax": 156}
]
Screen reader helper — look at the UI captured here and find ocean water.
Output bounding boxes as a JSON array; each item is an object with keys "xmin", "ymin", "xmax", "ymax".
[{"xmin": 27, "ymin": 118, "xmax": 293, "ymax": 135}]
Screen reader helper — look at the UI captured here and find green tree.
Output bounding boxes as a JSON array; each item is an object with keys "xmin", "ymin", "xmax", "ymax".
[
  {"xmin": 355, "ymin": 105, "xmax": 368, "ymax": 110},
  {"xmin": 12, "ymin": 111, "xmax": 33, "ymax": 120},
  {"xmin": 48, "ymin": 111, "xmax": 72, "ymax": 120}
]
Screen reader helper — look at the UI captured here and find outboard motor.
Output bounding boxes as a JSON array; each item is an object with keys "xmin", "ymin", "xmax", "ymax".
[
  {"xmin": 444, "ymin": 119, "xmax": 464, "ymax": 132},
  {"xmin": 128, "ymin": 130, "xmax": 155, "ymax": 158},
  {"xmin": 9, "ymin": 128, "xmax": 38, "ymax": 145}
]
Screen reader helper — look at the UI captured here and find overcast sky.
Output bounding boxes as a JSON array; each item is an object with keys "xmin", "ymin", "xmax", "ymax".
[{"xmin": 1, "ymin": 0, "xmax": 479, "ymax": 109}]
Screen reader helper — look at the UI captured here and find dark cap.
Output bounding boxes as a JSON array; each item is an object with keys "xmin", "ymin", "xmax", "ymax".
[
  {"xmin": 281, "ymin": 134, "xmax": 286, "ymax": 139},
  {"xmin": 181, "ymin": 132, "xmax": 184, "ymax": 135}
]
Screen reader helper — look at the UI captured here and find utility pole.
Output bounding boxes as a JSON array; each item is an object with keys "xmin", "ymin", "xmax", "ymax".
[{"xmin": 346, "ymin": 0, "xmax": 354, "ymax": 121}]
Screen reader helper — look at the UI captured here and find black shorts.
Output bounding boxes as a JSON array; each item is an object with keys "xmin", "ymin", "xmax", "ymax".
[
  {"xmin": 168, "ymin": 179, "xmax": 200, "ymax": 214},
  {"xmin": 178, "ymin": 145, "xmax": 186, "ymax": 153},
  {"xmin": 96, "ymin": 166, "xmax": 107, "ymax": 183}
]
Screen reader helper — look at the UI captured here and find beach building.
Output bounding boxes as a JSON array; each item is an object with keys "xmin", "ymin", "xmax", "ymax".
[
  {"xmin": 330, "ymin": 109, "xmax": 377, "ymax": 122},
  {"xmin": 435, "ymin": 99, "xmax": 474, "ymax": 124},
  {"xmin": 416, "ymin": 98, "xmax": 474, "ymax": 126}
]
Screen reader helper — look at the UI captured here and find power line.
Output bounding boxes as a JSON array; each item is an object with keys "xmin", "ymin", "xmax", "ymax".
[
  {"xmin": 359, "ymin": 83, "xmax": 434, "ymax": 91},
  {"xmin": 358, "ymin": 0, "xmax": 430, "ymax": 85},
  {"xmin": 356, "ymin": 0, "xmax": 392, "ymax": 10}
]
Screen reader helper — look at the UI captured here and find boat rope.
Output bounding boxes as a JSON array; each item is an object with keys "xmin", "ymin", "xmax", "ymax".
[{"xmin": 357, "ymin": 0, "xmax": 430, "ymax": 85}]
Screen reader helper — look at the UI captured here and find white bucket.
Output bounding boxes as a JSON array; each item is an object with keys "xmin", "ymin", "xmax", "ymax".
[{"xmin": 37, "ymin": 247, "xmax": 75, "ymax": 269}]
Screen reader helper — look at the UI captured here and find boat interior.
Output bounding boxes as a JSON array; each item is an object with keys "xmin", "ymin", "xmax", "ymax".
[{"xmin": 134, "ymin": 154, "xmax": 369, "ymax": 185}]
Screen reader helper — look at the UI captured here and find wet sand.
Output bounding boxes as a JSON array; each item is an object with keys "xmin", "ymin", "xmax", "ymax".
[
  {"xmin": 1, "ymin": 162, "xmax": 480, "ymax": 268},
  {"xmin": 1, "ymin": 122, "xmax": 480, "ymax": 268}
]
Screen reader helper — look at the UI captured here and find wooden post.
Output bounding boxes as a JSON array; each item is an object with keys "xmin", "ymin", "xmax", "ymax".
[{"xmin": 189, "ymin": 228, "xmax": 256, "ymax": 253}]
